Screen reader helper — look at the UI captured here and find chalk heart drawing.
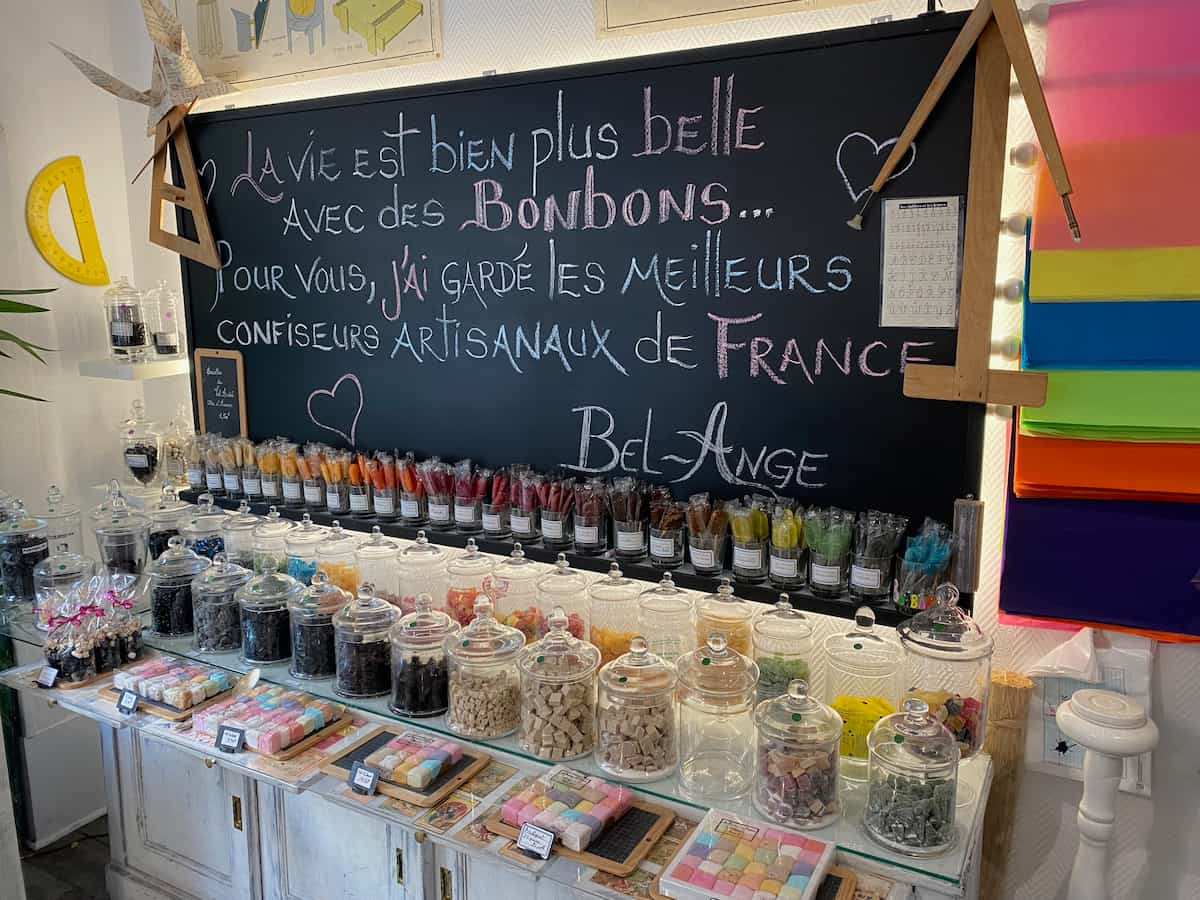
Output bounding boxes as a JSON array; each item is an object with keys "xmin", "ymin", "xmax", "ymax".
[
  {"xmin": 307, "ymin": 373, "xmax": 364, "ymax": 446},
  {"xmin": 199, "ymin": 157, "xmax": 217, "ymax": 204},
  {"xmin": 836, "ymin": 132, "xmax": 917, "ymax": 202}
]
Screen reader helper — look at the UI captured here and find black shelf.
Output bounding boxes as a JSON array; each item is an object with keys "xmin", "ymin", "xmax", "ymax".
[{"xmin": 181, "ymin": 491, "xmax": 944, "ymax": 626}]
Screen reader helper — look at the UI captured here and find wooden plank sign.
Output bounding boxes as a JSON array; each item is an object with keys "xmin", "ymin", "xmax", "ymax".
[{"xmin": 194, "ymin": 347, "xmax": 247, "ymax": 436}]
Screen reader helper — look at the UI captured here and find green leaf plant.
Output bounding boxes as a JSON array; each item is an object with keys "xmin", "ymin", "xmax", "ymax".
[{"xmin": 0, "ymin": 288, "xmax": 55, "ymax": 401}]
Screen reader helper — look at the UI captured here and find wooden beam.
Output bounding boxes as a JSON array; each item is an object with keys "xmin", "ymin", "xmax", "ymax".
[{"xmin": 905, "ymin": 363, "xmax": 1047, "ymax": 407}]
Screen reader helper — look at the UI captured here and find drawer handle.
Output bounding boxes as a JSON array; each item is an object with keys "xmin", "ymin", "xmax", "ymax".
[
  {"xmin": 395, "ymin": 847, "xmax": 404, "ymax": 885},
  {"xmin": 439, "ymin": 866, "xmax": 453, "ymax": 900},
  {"xmin": 414, "ymin": 829, "xmax": 426, "ymax": 844},
  {"xmin": 231, "ymin": 795, "xmax": 243, "ymax": 832},
  {"xmin": 204, "ymin": 757, "xmax": 216, "ymax": 769}
]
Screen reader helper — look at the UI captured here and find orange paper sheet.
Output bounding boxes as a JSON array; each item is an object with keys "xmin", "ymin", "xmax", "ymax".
[{"xmin": 1014, "ymin": 432, "xmax": 1200, "ymax": 502}]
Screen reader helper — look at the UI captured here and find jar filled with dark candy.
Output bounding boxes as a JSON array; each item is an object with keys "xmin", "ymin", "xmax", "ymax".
[
  {"xmin": 237, "ymin": 570, "xmax": 302, "ymax": 664},
  {"xmin": 389, "ymin": 593, "xmax": 459, "ymax": 716},
  {"xmin": 284, "ymin": 513, "xmax": 325, "ymax": 585},
  {"xmin": 147, "ymin": 483, "xmax": 190, "ymax": 561},
  {"xmin": 119, "ymin": 399, "xmax": 161, "ymax": 486},
  {"xmin": 102, "ymin": 276, "xmax": 149, "ymax": 362},
  {"xmin": 192, "ymin": 553, "xmax": 251, "ymax": 652},
  {"xmin": 221, "ymin": 500, "xmax": 262, "ymax": 568},
  {"xmin": 147, "ymin": 536, "xmax": 210, "ymax": 636},
  {"xmin": 288, "ymin": 570, "xmax": 349, "ymax": 680},
  {"xmin": 93, "ymin": 496, "xmax": 150, "ymax": 577},
  {"xmin": 180, "ymin": 493, "xmax": 226, "ymax": 560},
  {"xmin": 333, "ymin": 585, "xmax": 398, "ymax": 698},
  {"xmin": 0, "ymin": 500, "xmax": 49, "ymax": 603}
]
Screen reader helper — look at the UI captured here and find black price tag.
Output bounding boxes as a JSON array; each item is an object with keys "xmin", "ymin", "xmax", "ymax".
[
  {"xmin": 516, "ymin": 823, "xmax": 555, "ymax": 860},
  {"xmin": 35, "ymin": 667, "xmax": 58, "ymax": 689},
  {"xmin": 117, "ymin": 689, "xmax": 139, "ymax": 715},
  {"xmin": 349, "ymin": 762, "xmax": 379, "ymax": 796},
  {"xmin": 217, "ymin": 725, "xmax": 245, "ymax": 754}
]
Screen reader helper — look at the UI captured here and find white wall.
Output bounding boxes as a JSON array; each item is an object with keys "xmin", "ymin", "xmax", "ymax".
[{"xmin": 2, "ymin": 0, "xmax": 1197, "ymax": 897}]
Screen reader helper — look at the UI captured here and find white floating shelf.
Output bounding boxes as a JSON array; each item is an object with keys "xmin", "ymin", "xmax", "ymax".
[{"xmin": 77, "ymin": 357, "xmax": 190, "ymax": 381}]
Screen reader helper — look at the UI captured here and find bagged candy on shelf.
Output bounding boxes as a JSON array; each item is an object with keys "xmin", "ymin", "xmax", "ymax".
[
  {"xmin": 322, "ymin": 449, "xmax": 351, "ymax": 514},
  {"xmin": 686, "ymin": 492, "xmax": 729, "ymax": 575},
  {"xmin": 420, "ymin": 458, "xmax": 454, "ymax": 530},
  {"xmin": 512, "ymin": 470, "xmax": 542, "ymax": 540},
  {"xmin": 256, "ymin": 440, "xmax": 282, "ymax": 502},
  {"xmin": 280, "ymin": 442, "xmax": 305, "ymax": 507},
  {"xmin": 43, "ymin": 580, "xmax": 97, "ymax": 684},
  {"xmin": 298, "ymin": 443, "xmax": 327, "ymax": 510},
  {"xmin": 610, "ymin": 477, "xmax": 648, "ymax": 562},
  {"xmin": 98, "ymin": 571, "xmax": 146, "ymax": 666},
  {"xmin": 482, "ymin": 467, "xmax": 511, "ymax": 538},
  {"xmin": 367, "ymin": 451, "xmax": 397, "ymax": 520},
  {"xmin": 397, "ymin": 451, "xmax": 427, "ymax": 524},
  {"xmin": 573, "ymin": 477, "xmax": 608, "ymax": 555},
  {"xmin": 453, "ymin": 459, "xmax": 488, "ymax": 533}
]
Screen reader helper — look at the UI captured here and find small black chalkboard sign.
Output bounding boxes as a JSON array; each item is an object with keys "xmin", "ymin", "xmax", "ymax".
[{"xmin": 193, "ymin": 348, "xmax": 246, "ymax": 437}]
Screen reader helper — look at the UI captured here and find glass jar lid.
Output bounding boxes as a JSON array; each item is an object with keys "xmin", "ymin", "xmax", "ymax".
[
  {"xmin": 491, "ymin": 543, "xmax": 541, "ymax": 586},
  {"xmin": 598, "ymin": 635, "xmax": 677, "ymax": 698},
  {"xmin": 253, "ymin": 506, "xmax": 295, "ymax": 543},
  {"xmin": 317, "ymin": 521, "xmax": 358, "ymax": 557},
  {"xmin": 867, "ymin": 697, "xmax": 960, "ymax": 772},
  {"xmin": 40, "ymin": 484, "xmax": 80, "ymax": 520},
  {"xmin": 399, "ymin": 530, "xmax": 449, "ymax": 570},
  {"xmin": 0, "ymin": 500, "xmax": 47, "ymax": 537},
  {"xmin": 221, "ymin": 500, "xmax": 261, "ymax": 536},
  {"xmin": 587, "ymin": 562, "xmax": 640, "ymax": 605},
  {"xmin": 753, "ymin": 594, "xmax": 813, "ymax": 644},
  {"xmin": 89, "ymin": 480, "xmax": 125, "ymax": 524},
  {"xmin": 754, "ymin": 679, "xmax": 842, "ymax": 743},
  {"xmin": 181, "ymin": 493, "xmax": 226, "ymax": 535},
  {"xmin": 334, "ymin": 585, "xmax": 400, "ymax": 636},
  {"xmin": 237, "ymin": 570, "xmax": 303, "ymax": 611},
  {"xmin": 392, "ymin": 593, "xmax": 459, "ymax": 650},
  {"xmin": 92, "ymin": 496, "xmax": 150, "ymax": 539},
  {"xmin": 822, "ymin": 606, "xmax": 902, "ymax": 675},
  {"xmin": 103, "ymin": 275, "xmax": 140, "ymax": 307},
  {"xmin": 34, "ymin": 543, "xmax": 94, "ymax": 581},
  {"xmin": 446, "ymin": 537, "xmax": 495, "ymax": 580},
  {"xmin": 519, "ymin": 606, "xmax": 601, "ymax": 682},
  {"xmin": 897, "ymin": 583, "xmax": 993, "ymax": 661},
  {"xmin": 119, "ymin": 399, "xmax": 159, "ymax": 442},
  {"xmin": 192, "ymin": 552, "xmax": 252, "ymax": 595},
  {"xmin": 148, "ymin": 535, "xmax": 211, "ymax": 579},
  {"xmin": 149, "ymin": 484, "xmax": 189, "ymax": 526},
  {"xmin": 677, "ymin": 632, "xmax": 760, "ymax": 698},
  {"xmin": 536, "ymin": 553, "xmax": 588, "ymax": 599},
  {"xmin": 638, "ymin": 573, "xmax": 692, "ymax": 616},
  {"xmin": 285, "ymin": 513, "xmax": 326, "ymax": 551},
  {"xmin": 698, "ymin": 577, "xmax": 754, "ymax": 622},
  {"xmin": 289, "ymin": 569, "xmax": 350, "ymax": 619},
  {"xmin": 355, "ymin": 525, "xmax": 400, "ymax": 561},
  {"xmin": 445, "ymin": 596, "xmax": 525, "ymax": 664}
]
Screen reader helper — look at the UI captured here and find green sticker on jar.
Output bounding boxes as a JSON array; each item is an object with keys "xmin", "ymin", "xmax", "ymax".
[
  {"xmin": 536, "ymin": 655, "xmax": 545, "ymax": 663},
  {"xmin": 791, "ymin": 713, "xmax": 802, "ymax": 722},
  {"xmin": 701, "ymin": 658, "xmax": 711, "ymax": 666},
  {"xmin": 894, "ymin": 735, "xmax": 905, "ymax": 744},
  {"xmin": 618, "ymin": 676, "xmax": 628, "ymax": 683}
]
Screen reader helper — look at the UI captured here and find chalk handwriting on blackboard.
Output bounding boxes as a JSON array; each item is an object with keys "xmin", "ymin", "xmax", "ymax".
[
  {"xmin": 200, "ymin": 157, "xmax": 218, "ymax": 204},
  {"xmin": 836, "ymin": 131, "xmax": 917, "ymax": 202},
  {"xmin": 307, "ymin": 373, "xmax": 364, "ymax": 445}
]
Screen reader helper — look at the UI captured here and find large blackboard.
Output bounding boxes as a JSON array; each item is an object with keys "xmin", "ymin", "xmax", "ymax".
[{"xmin": 182, "ymin": 14, "xmax": 983, "ymax": 526}]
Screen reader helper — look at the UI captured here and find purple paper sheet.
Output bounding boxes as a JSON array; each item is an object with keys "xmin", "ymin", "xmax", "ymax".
[{"xmin": 1001, "ymin": 473, "xmax": 1200, "ymax": 636}]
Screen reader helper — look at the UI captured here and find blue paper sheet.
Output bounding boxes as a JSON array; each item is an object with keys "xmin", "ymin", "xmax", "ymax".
[{"xmin": 1022, "ymin": 298, "xmax": 1200, "ymax": 370}]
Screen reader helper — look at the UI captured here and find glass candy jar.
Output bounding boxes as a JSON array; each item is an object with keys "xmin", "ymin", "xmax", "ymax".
[
  {"xmin": 288, "ymin": 571, "xmax": 349, "ymax": 680},
  {"xmin": 315, "ymin": 521, "xmax": 359, "ymax": 594},
  {"xmin": 147, "ymin": 484, "xmax": 190, "ymax": 561},
  {"xmin": 489, "ymin": 543, "xmax": 542, "ymax": 642},
  {"xmin": 595, "ymin": 636, "xmax": 678, "ymax": 781},
  {"xmin": 518, "ymin": 606, "xmax": 600, "ymax": 761},
  {"xmin": 144, "ymin": 281, "xmax": 181, "ymax": 356},
  {"xmin": 92, "ymin": 496, "xmax": 150, "ymax": 576},
  {"xmin": 147, "ymin": 536, "xmax": 210, "ymax": 636},
  {"xmin": 237, "ymin": 571, "xmax": 302, "ymax": 664},
  {"xmin": 676, "ymin": 633, "xmax": 760, "ymax": 802},
  {"xmin": 753, "ymin": 680, "xmax": 842, "ymax": 829},
  {"xmin": 180, "ymin": 493, "xmax": 227, "ymax": 560},
  {"xmin": 355, "ymin": 526, "xmax": 401, "ymax": 608},
  {"xmin": 38, "ymin": 485, "xmax": 82, "ymax": 557},
  {"xmin": 897, "ymin": 584, "xmax": 993, "ymax": 759},
  {"xmin": 252, "ymin": 506, "xmax": 295, "ymax": 574},
  {"xmin": 220, "ymin": 500, "xmax": 261, "ymax": 568},
  {"xmin": 102, "ymin": 276, "xmax": 149, "ymax": 361},
  {"xmin": 637, "ymin": 573, "xmax": 695, "ymax": 663},
  {"xmin": 192, "ymin": 553, "xmax": 252, "ymax": 652},
  {"xmin": 768, "ymin": 504, "xmax": 805, "ymax": 590},
  {"xmin": 728, "ymin": 499, "xmax": 770, "ymax": 584},
  {"xmin": 444, "ymin": 537, "xmax": 495, "ymax": 628},
  {"xmin": 535, "ymin": 553, "xmax": 589, "ymax": 640},
  {"xmin": 0, "ymin": 501, "xmax": 49, "ymax": 603},
  {"xmin": 119, "ymin": 400, "xmax": 161, "ymax": 486},
  {"xmin": 823, "ymin": 607, "xmax": 902, "ymax": 777},
  {"xmin": 572, "ymin": 478, "xmax": 608, "ymax": 555},
  {"xmin": 587, "ymin": 562, "xmax": 642, "ymax": 666},
  {"xmin": 284, "ymin": 513, "xmax": 325, "ymax": 585},
  {"xmin": 390, "ymin": 594, "xmax": 459, "ymax": 716},
  {"xmin": 334, "ymin": 586, "xmax": 398, "ymax": 698},
  {"xmin": 445, "ymin": 597, "xmax": 525, "ymax": 739},
  {"xmin": 752, "ymin": 594, "xmax": 814, "ymax": 703},
  {"xmin": 33, "ymin": 544, "xmax": 96, "ymax": 630},
  {"xmin": 695, "ymin": 577, "xmax": 754, "ymax": 656},
  {"xmin": 864, "ymin": 698, "xmax": 960, "ymax": 857},
  {"xmin": 397, "ymin": 530, "xmax": 450, "ymax": 616}
]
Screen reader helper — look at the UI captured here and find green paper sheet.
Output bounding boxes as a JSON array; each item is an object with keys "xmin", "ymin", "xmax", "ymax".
[{"xmin": 1020, "ymin": 370, "xmax": 1200, "ymax": 441}]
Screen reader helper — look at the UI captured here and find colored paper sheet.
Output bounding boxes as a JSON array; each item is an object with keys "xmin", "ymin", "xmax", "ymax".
[
  {"xmin": 1045, "ymin": 76, "xmax": 1200, "ymax": 145},
  {"xmin": 1014, "ymin": 431, "xmax": 1200, "ymax": 502},
  {"xmin": 1021, "ymin": 298, "xmax": 1200, "ymax": 369},
  {"xmin": 1001, "ymin": 486, "xmax": 1200, "ymax": 638},
  {"xmin": 1044, "ymin": 0, "xmax": 1200, "ymax": 85},
  {"xmin": 1031, "ymin": 136, "xmax": 1200, "ymax": 251},
  {"xmin": 1028, "ymin": 246, "xmax": 1200, "ymax": 302},
  {"xmin": 1020, "ymin": 371, "xmax": 1200, "ymax": 442}
]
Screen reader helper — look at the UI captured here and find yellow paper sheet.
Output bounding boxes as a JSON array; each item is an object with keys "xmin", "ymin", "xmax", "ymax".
[{"xmin": 1029, "ymin": 246, "xmax": 1200, "ymax": 301}]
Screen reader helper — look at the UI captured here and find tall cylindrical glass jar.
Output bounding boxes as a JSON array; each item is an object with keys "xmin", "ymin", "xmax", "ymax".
[
  {"xmin": 144, "ymin": 281, "xmax": 181, "ymax": 356},
  {"xmin": 595, "ymin": 636, "xmax": 677, "ymax": 781},
  {"xmin": 397, "ymin": 530, "xmax": 449, "ymax": 616},
  {"xmin": 191, "ymin": 553, "xmax": 252, "ymax": 652},
  {"xmin": 284, "ymin": 513, "xmax": 325, "ymax": 585},
  {"xmin": 220, "ymin": 500, "xmax": 261, "ymax": 569},
  {"xmin": 489, "ymin": 543, "xmax": 543, "ymax": 642},
  {"xmin": 237, "ymin": 571, "xmax": 302, "ymax": 664},
  {"xmin": 0, "ymin": 502, "xmax": 50, "ymax": 604},
  {"xmin": 390, "ymin": 594, "xmax": 459, "ymax": 716},
  {"xmin": 535, "ymin": 553, "xmax": 589, "ymax": 640},
  {"xmin": 179, "ymin": 493, "xmax": 226, "ymax": 560},
  {"xmin": 587, "ymin": 562, "xmax": 642, "ymax": 666},
  {"xmin": 315, "ymin": 521, "xmax": 359, "ymax": 594},
  {"xmin": 334, "ymin": 587, "xmax": 399, "ymax": 698},
  {"xmin": 636, "ymin": 573, "xmax": 695, "ymax": 664},
  {"xmin": 119, "ymin": 400, "xmax": 162, "ymax": 487},
  {"xmin": 147, "ymin": 484, "xmax": 190, "ymax": 561},
  {"xmin": 518, "ymin": 606, "xmax": 600, "ymax": 761},
  {"xmin": 444, "ymin": 538, "xmax": 495, "ymax": 628},
  {"xmin": 444, "ymin": 597, "xmax": 525, "ymax": 739},
  {"xmin": 252, "ymin": 506, "xmax": 295, "ymax": 574},
  {"xmin": 694, "ymin": 577, "xmax": 754, "ymax": 657},
  {"xmin": 147, "ymin": 536, "xmax": 210, "ymax": 636},
  {"xmin": 751, "ymin": 594, "xmax": 814, "ymax": 703},
  {"xmin": 288, "ymin": 571, "xmax": 349, "ymax": 680},
  {"xmin": 355, "ymin": 526, "xmax": 401, "ymax": 608},
  {"xmin": 102, "ymin": 277, "xmax": 149, "ymax": 361},
  {"xmin": 92, "ymin": 497, "xmax": 150, "ymax": 576}
]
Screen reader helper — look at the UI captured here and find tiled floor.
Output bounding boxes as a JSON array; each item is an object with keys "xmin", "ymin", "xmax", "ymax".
[{"xmin": 20, "ymin": 816, "xmax": 109, "ymax": 900}]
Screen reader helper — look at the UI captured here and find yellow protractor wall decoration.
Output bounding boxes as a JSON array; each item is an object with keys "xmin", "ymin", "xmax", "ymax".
[{"xmin": 25, "ymin": 155, "xmax": 110, "ymax": 285}]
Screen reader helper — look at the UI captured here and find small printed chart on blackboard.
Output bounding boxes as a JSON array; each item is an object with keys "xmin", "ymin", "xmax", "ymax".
[{"xmin": 194, "ymin": 347, "xmax": 247, "ymax": 437}]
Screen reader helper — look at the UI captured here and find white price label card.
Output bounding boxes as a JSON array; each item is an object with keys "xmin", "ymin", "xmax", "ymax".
[
  {"xmin": 349, "ymin": 762, "xmax": 380, "ymax": 795},
  {"xmin": 117, "ymin": 689, "xmax": 140, "ymax": 715},
  {"xmin": 217, "ymin": 725, "xmax": 245, "ymax": 754},
  {"xmin": 516, "ymin": 823, "xmax": 556, "ymax": 859}
]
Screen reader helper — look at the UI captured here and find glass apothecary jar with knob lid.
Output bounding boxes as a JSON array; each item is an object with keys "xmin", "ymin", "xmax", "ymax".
[
  {"xmin": 489, "ymin": 543, "xmax": 542, "ymax": 642},
  {"xmin": 220, "ymin": 500, "xmax": 261, "ymax": 569},
  {"xmin": 0, "ymin": 501, "xmax": 50, "ymax": 604},
  {"xmin": 334, "ymin": 584, "xmax": 399, "ymax": 698},
  {"xmin": 191, "ymin": 553, "xmax": 252, "ymax": 652},
  {"xmin": 444, "ymin": 596, "xmax": 525, "ymax": 739},
  {"xmin": 397, "ymin": 530, "xmax": 449, "ymax": 616},
  {"xmin": 92, "ymin": 496, "xmax": 150, "ymax": 577},
  {"xmin": 288, "ymin": 570, "xmax": 349, "ymax": 680},
  {"xmin": 636, "ymin": 573, "xmax": 695, "ymax": 664},
  {"xmin": 119, "ymin": 400, "xmax": 161, "ymax": 487},
  {"xmin": 315, "ymin": 521, "xmax": 359, "ymax": 594},
  {"xmin": 587, "ymin": 562, "xmax": 642, "ymax": 666},
  {"xmin": 355, "ymin": 525, "xmax": 401, "ymax": 608},
  {"xmin": 694, "ymin": 577, "xmax": 754, "ymax": 657},
  {"xmin": 147, "ymin": 484, "xmax": 190, "ymax": 561},
  {"xmin": 390, "ymin": 593, "xmax": 459, "ymax": 716},
  {"xmin": 237, "ymin": 570, "xmax": 302, "ymax": 664},
  {"xmin": 252, "ymin": 506, "xmax": 294, "ymax": 574},
  {"xmin": 444, "ymin": 537, "xmax": 495, "ymax": 628},
  {"xmin": 752, "ymin": 593, "xmax": 814, "ymax": 703},
  {"xmin": 147, "ymin": 535, "xmax": 210, "ymax": 636},
  {"xmin": 595, "ymin": 636, "xmax": 677, "ymax": 781},
  {"xmin": 284, "ymin": 513, "xmax": 324, "ymax": 585},
  {"xmin": 102, "ymin": 277, "xmax": 149, "ymax": 361},
  {"xmin": 37, "ymin": 485, "xmax": 82, "ymax": 558},
  {"xmin": 753, "ymin": 679, "xmax": 841, "ymax": 829},
  {"xmin": 535, "ymin": 553, "xmax": 588, "ymax": 640},
  {"xmin": 518, "ymin": 605, "xmax": 600, "ymax": 761},
  {"xmin": 180, "ymin": 493, "xmax": 226, "ymax": 560}
]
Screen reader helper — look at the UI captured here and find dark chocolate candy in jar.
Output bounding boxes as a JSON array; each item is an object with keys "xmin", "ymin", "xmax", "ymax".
[
  {"xmin": 334, "ymin": 585, "xmax": 399, "ymax": 698},
  {"xmin": 0, "ymin": 500, "xmax": 50, "ymax": 603},
  {"xmin": 147, "ymin": 536, "xmax": 211, "ymax": 636},
  {"xmin": 390, "ymin": 594, "xmax": 459, "ymax": 716},
  {"xmin": 288, "ymin": 570, "xmax": 350, "ymax": 680},
  {"xmin": 191, "ymin": 553, "xmax": 252, "ymax": 652},
  {"xmin": 92, "ymin": 496, "xmax": 151, "ymax": 577},
  {"xmin": 237, "ymin": 570, "xmax": 303, "ymax": 664}
]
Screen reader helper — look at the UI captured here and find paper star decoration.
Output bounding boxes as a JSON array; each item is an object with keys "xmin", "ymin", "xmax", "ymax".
[{"xmin": 53, "ymin": 0, "xmax": 235, "ymax": 135}]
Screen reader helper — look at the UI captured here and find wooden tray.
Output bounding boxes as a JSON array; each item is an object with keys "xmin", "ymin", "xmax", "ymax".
[
  {"xmin": 486, "ymin": 796, "xmax": 675, "ymax": 876},
  {"xmin": 254, "ymin": 714, "xmax": 354, "ymax": 761},
  {"xmin": 37, "ymin": 648, "xmax": 163, "ymax": 691},
  {"xmin": 98, "ymin": 685, "xmax": 235, "ymax": 722},
  {"xmin": 319, "ymin": 725, "xmax": 491, "ymax": 807}
]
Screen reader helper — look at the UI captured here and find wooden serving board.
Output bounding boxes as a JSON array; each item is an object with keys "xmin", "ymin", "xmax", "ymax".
[
  {"xmin": 255, "ymin": 714, "xmax": 354, "ymax": 761},
  {"xmin": 37, "ymin": 648, "xmax": 161, "ymax": 691},
  {"xmin": 486, "ymin": 797, "xmax": 675, "ymax": 876},
  {"xmin": 98, "ymin": 684, "xmax": 235, "ymax": 722},
  {"xmin": 319, "ymin": 725, "xmax": 491, "ymax": 807}
]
